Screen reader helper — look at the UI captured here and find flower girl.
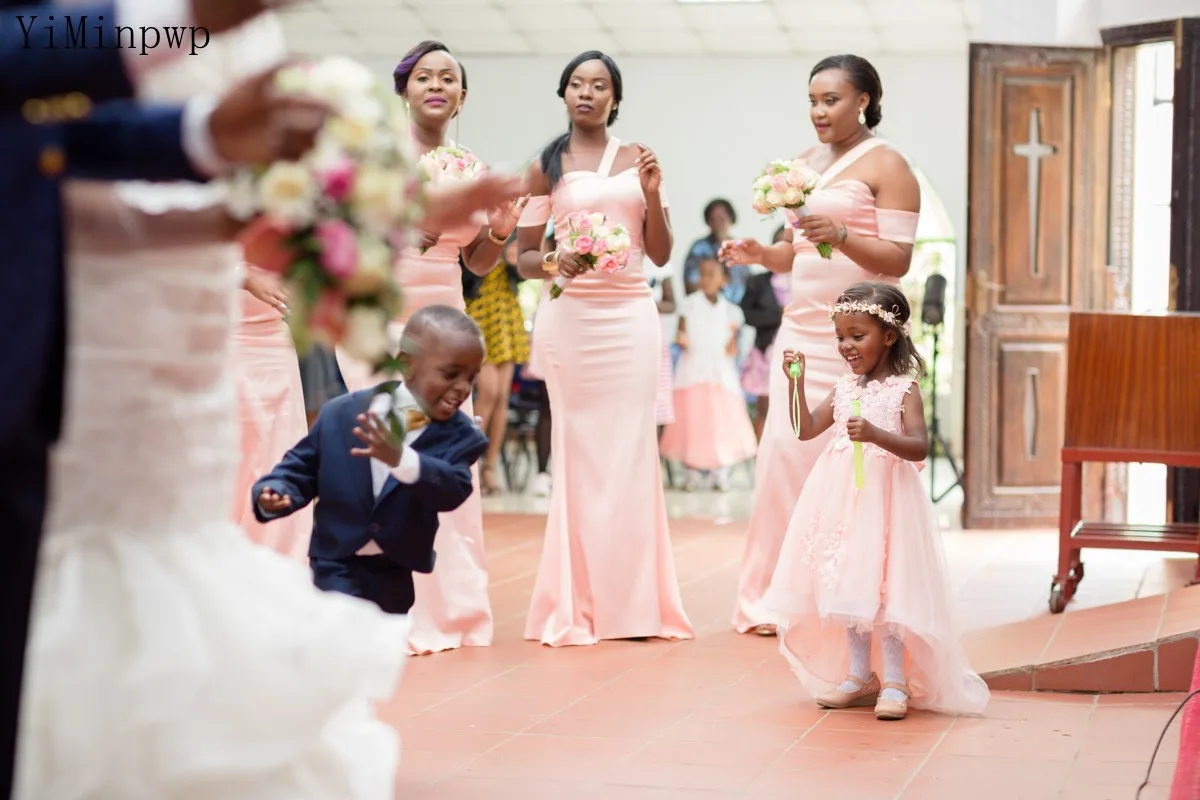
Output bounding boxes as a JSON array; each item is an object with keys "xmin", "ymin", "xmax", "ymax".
[
  {"xmin": 762, "ymin": 281, "xmax": 988, "ymax": 721},
  {"xmin": 659, "ymin": 258, "xmax": 757, "ymax": 491}
]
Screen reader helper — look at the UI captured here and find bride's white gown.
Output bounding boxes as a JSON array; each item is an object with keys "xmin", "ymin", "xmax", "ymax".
[{"xmin": 14, "ymin": 16, "xmax": 411, "ymax": 800}]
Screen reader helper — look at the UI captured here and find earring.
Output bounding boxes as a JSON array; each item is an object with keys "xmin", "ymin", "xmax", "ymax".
[{"xmin": 858, "ymin": 108, "xmax": 866, "ymax": 125}]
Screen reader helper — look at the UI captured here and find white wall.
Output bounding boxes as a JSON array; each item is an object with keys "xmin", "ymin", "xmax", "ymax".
[
  {"xmin": 367, "ymin": 54, "xmax": 969, "ymax": 281},
  {"xmin": 983, "ymin": 0, "xmax": 1200, "ymax": 45}
]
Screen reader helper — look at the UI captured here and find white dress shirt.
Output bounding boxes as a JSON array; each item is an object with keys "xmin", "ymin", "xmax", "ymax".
[
  {"xmin": 358, "ymin": 388, "xmax": 426, "ymax": 555},
  {"xmin": 115, "ymin": 0, "xmax": 232, "ymax": 178}
]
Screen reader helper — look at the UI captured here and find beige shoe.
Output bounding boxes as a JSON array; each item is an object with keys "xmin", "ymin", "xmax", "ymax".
[
  {"xmin": 875, "ymin": 682, "xmax": 909, "ymax": 721},
  {"xmin": 815, "ymin": 673, "xmax": 880, "ymax": 709},
  {"xmin": 753, "ymin": 624, "xmax": 777, "ymax": 637}
]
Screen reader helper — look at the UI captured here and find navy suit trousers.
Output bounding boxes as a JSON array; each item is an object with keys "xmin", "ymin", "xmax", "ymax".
[{"xmin": 311, "ymin": 555, "xmax": 415, "ymax": 616}]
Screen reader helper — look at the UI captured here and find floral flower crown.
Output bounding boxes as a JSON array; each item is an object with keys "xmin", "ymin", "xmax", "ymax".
[{"xmin": 827, "ymin": 300, "xmax": 902, "ymax": 327}]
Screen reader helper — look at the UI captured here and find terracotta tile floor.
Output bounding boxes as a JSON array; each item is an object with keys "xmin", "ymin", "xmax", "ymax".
[{"xmin": 379, "ymin": 513, "xmax": 1193, "ymax": 798}]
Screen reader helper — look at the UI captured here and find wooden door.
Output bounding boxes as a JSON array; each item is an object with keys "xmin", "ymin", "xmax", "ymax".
[{"xmin": 962, "ymin": 44, "xmax": 1110, "ymax": 529}]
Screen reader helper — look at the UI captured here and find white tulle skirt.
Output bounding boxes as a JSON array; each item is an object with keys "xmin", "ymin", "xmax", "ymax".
[{"xmin": 16, "ymin": 521, "xmax": 411, "ymax": 800}]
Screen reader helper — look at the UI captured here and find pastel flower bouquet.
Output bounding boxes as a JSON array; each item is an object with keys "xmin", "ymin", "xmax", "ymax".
[
  {"xmin": 751, "ymin": 157, "xmax": 831, "ymax": 259},
  {"xmin": 416, "ymin": 145, "xmax": 487, "ymax": 253},
  {"xmin": 227, "ymin": 56, "xmax": 427, "ymax": 443},
  {"xmin": 549, "ymin": 210, "xmax": 632, "ymax": 299}
]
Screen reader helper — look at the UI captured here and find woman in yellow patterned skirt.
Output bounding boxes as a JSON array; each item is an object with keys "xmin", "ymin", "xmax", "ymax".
[{"xmin": 465, "ymin": 237, "xmax": 531, "ymax": 494}]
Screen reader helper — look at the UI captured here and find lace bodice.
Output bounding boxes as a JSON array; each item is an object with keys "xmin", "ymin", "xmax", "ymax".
[
  {"xmin": 826, "ymin": 374, "xmax": 915, "ymax": 460},
  {"xmin": 42, "ymin": 16, "xmax": 282, "ymax": 545}
]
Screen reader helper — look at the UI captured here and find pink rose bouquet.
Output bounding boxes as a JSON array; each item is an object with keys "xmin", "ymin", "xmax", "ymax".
[
  {"xmin": 751, "ymin": 157, "xmax": 831, "ymax": 259},
  {"xmin": 549, "ymin": 210, "xmax": 633, "ymax": 299},
  {"xmin": 226, "ymin": 56, "xmax": 427, "ymax": 372}
]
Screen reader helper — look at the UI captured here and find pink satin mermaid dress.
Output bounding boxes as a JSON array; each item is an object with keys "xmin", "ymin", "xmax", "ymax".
[
  {"xmin": 518, "ymin": 137, "xmax": 694, "ymax": 646},
  {"xmin": 232, "ymin": 290, "xmax": 312, "ymax": 560},
  {"xmin": 731, "ymin": 137, "xmax": 920, "ymax": 633}
]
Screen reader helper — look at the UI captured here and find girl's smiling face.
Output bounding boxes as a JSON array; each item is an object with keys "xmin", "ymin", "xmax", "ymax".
[{"xmin": 834, "ymin": 312, "xmax": 895, "ymax": 378}]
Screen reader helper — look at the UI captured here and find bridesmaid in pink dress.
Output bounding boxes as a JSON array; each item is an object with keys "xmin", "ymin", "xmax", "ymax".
[
  {"xmin": 336, "ymin": 41, "xmax": 525, "ymax": 655},
  {"xmin": 515, "ymin": 51, "xmax": 693, "ymax": 647},
  {"xmin": 232, "ymin": 267, "xmax": 311, "ymax": 559},
  {"xmin": 723, "ymin": 55, "xmax": 922, "ymax": 636}
]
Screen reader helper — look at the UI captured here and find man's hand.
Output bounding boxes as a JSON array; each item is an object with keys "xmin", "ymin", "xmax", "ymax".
[
  {"xmin": 209, "ymin": 64, "xmax": 330, "ymax": 166},
  {"xmin": 423, "ymin": 173, "xmax": 525, "ymax": 232},
  {"xmin": 191, "ymin": 0, "xmax": 310, "ymax": 35}
]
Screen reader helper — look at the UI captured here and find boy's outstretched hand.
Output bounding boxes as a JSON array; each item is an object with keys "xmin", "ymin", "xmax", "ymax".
[
  {"xmin": 257, "ymin": 488, "xmax": 291, "ymax": 514},
  {"xmin": 352, "ymin": 413, "xmax": 402, "ymax": 467}
]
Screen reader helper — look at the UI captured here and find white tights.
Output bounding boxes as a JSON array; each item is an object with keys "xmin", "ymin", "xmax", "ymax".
[{"xmin": 839, "ymin": 627, "xmax": 908, "ymax": 702}]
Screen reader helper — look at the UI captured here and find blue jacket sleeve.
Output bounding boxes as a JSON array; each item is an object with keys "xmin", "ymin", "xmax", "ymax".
[
  {"xmin": 61, "ymin": 100, "xmax": 205, "ymax": 182},
  {"xmin": 252, "ymin": 414, "xmax": 323, "ymax": 523},
  {"xmin": 1, "ymin": 5, "xmax": 138, "ymax": 106},
  {"xmin": 413, "ymin": 428, "xmax": 488, "ymax": 513}
]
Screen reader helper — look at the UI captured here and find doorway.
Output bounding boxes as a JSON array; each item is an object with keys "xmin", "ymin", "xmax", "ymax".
[{"xmin": 1106, "ymin": 39, "xmax": 1175, "ymax": 525}]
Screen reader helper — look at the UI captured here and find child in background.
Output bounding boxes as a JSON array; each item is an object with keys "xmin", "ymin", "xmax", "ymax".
[
  {"xmin": 763, "ymin": 281, "xmax": 988, "ymax": 721},
  {"xmin": 659, "ymin": 258, "xmax": 757, "ymax": 491}
]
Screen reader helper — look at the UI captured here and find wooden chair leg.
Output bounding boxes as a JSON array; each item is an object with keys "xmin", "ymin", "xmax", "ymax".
[{"xmin": 1051, "ymin": 460, "xmax": 1084, "ymax": 612}]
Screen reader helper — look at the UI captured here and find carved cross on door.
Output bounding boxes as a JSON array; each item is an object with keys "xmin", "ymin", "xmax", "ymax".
[{"xmin": 1013, "ymin": 108, "xmax": 1057, "ymax": 277}]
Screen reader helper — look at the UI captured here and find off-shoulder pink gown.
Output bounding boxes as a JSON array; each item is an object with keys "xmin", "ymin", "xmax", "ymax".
[
  {"xmin": 732, "ymin": 138, "xmax": 920, "ymax": 633},
  {"xmin": 518, "ymin": 137, "xmax": 694, "ymax": 646},
  {"xmin": 336, "ymin": 208, "xmax": 493, "ymax": 656},
  {"xmin": 232, "ymin": 290, "xmax": 311, "ymax": 559}
]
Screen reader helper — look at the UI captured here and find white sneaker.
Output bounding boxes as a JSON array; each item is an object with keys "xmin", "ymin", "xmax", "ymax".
[{"xmin": 529, "ymin": 472, "xmax": 552, "ymax": 497}]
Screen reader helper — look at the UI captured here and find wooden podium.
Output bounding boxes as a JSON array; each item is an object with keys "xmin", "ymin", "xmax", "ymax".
[{"xmin": 1051, "ymin": 311, "xmax": 1200, "ymax": 612}]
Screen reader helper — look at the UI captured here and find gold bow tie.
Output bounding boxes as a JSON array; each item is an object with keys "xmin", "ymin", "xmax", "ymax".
[{"xmin": 405, "ymin": 408, "xmax": 430, "ymax": 431}]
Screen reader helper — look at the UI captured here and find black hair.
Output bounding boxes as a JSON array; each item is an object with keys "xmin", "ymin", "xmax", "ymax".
[
  {"xmin": 539, "ymin": 50, "xmax": 624, "ymax": 188},
  {"xmin": 703, "ymin": 198, "xmax": 737, "ymax": 226},
  {"xmin": 809, "ymin": 54, "xmax": 883, "ymax": 129},
  {"xmin": 833, "ymin": 281, "xmax": 925, "ymax": 377},
  {"xmin": 394, "ymin": 40, "xmax": 467, "ymax": 113},
  {"xmin": 403, "ymin": 303, "xmax": 483, "ymax": 348},
  {"xmin": 698, "ymin": 256, "xmax": 728, "ymax": 281},
  {"xmin": 772, "ymin": 224, "xmax": 788, "ymax": 244}
]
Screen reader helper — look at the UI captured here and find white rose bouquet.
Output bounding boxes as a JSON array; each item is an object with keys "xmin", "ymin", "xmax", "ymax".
[
  {"xmin": 415, "ymin": 145, "xmax": 486, "ymax": 253},
  {"xmin": 227, "ymin": 56, "xmax": 427, "ymax": 371},
  {"xmin": 751, "ymin": 157, "xmax": 831, "ymax": 259}
]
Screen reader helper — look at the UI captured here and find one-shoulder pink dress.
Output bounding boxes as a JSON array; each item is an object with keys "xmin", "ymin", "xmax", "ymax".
[
  {"xmin": 518, "ymin": 138, "xmax": 694, "ymax": 646},
  {"xmin": 232, "ymin": 290, "xmax": 311, "ymax": 559},
  {"xmin": 732, "ymin": 138, "xmax": 920, "ymax": 633},
  {"xmin": 336, "ymin": 204, "xmax": 493, "ymax": 656}
]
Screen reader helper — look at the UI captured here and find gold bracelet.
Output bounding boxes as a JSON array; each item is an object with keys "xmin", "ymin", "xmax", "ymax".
[
  {"xmin": 541, "ymin": 250, "xmax": 559, "ymax": 275},
  {"xmin": 836, "ymin": 224, "xmax": 849, "ymax": 247},
  {"xmin": 487, "ymin": 227, "xmax": 508, "ymax": 246}
]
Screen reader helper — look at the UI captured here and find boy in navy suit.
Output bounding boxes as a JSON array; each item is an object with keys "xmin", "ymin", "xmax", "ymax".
[{"xmin": 252, "ymin": 305, "xmax": 489, "ymax": 614}]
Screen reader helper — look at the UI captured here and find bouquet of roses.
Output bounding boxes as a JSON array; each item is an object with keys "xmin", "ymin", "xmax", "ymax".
[
  {"xmin": 227, "ymin": 55, "xmax": 426, "ymax": 373},
  {"xmin": 751, "ymin": 157, "xmax": 831, "ymax": 259},
  {"xmin": 548, "ymin": 210, "xmax": 632, "ymax": 299},
  {"xmin": 416, "ymin": 145, "xmax": 487, "ymax": 253}
]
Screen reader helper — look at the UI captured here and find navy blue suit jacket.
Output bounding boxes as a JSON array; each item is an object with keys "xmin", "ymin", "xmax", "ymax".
[
  {"xmin": 0, "ymin": 2, "xmax": 205, "ymax": 447},
  {"xmin": 252, "ymin": 390, "xmax": 490, "ymax": 574}
]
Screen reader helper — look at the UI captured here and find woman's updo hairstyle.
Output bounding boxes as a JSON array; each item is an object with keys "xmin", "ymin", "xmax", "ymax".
[
  {"xmin": 539, "ymin": 50, "xmax": 624, "ymax": 188},
  {"xmin": 809, "ymin": 53, "xmax": 883, "ymax": 129},
  {"xmin": 393, "ymin": 40, "xmax": 467, "ymax": 109}
]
